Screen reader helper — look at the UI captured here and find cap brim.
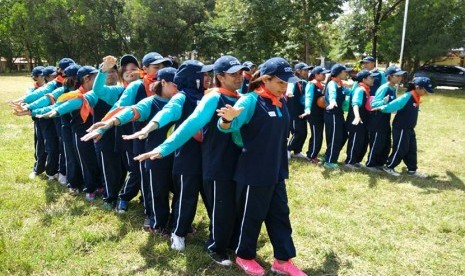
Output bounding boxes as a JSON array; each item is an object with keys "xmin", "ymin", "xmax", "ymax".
[
  {"xmin": 90, "ymin": 69, "xmax": 99, "ymax": 74},
  {"xmin": 224, "ymin": 65, "xmax": 249, "ymax": 74},
  {"xmin": 198, "ymin": 64, "xmax": 214, "ymax": 73},
  {"xmin": 425, "ymin": 87, "xmax": 434, "ymax": 93},
  {"xmin": 120, "ymin": 55, "xmax": 139, "ymax": 67},
  {"xmin": 150, "ymin": 58, "xmax": 172, "ymax": 65},
  {"xmin": 369, "ymin": 72, "xmax": 380, "ymax": 77},
  {"xmin": 276, "ymin": 73, "xmax": 300, "ymax": 83},
  {"xmin": 393, "ymin": 71, "xmax": 407, "ymax": 75}
]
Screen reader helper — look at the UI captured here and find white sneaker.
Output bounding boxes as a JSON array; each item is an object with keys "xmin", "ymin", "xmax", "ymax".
[
  {"xmin": 170, "ymin": 233, "xmax": 185, "ymax": 251},
  {"xmin": 383, "ymin": 166, "xmax": 400, "ymax": 177},
  {"xmin": 28, "ymin": 171, "xmax": 38, "ymax": 179},
  {"xmin": 292, "ymin": 152, "xmax": 307, "ymax": 159},
  {"xmin": 408, "ymin": 171, "xmax": 428, "ymax": 179},
  {"xmin": 58, "ymin": 173, "xmax": 67, "ymax": 185},
  {"xmin": 287, "ymin": 151, "xmax": 291, "ymax": 160},
  {"xmin": 47, "ymin": 174, "xmax": 58, "ymax": 181}
]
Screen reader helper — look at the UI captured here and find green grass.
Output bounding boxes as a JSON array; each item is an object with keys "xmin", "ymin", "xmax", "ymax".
[{"xmin": 1, "ymin": 75, "xmax": 465, "ymax": 275}]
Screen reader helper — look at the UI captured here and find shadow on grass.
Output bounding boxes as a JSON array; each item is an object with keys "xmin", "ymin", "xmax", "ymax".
[
  {"xmin": 305, "ymin": 250, "xmax": 342, "ymax": 276},
  {"xmin": 44, "ymin": 179, "xmax": 63, "ymax": 204}
]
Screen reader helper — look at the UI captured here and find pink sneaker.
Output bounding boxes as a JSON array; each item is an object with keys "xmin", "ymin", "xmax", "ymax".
[
  {"xmin": 271, "ymin": 259, "xmax": 307, "ymax": 276},
  {"xmin": 236, "ymin": 257, "xmax": 265, "ymax": 276}
]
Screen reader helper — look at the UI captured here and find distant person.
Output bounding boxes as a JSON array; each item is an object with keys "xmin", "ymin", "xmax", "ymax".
[{"xmin": 360, "ymin": 56, "xmax": 386, "ymax": 96}]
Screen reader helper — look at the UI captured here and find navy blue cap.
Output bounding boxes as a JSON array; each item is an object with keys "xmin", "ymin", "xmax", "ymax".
[
  {"xmin": 294, "ymin": 62, "xmax": 312, "ymax": 71},
  {"xmin": 142, "ymin": 52, "xmax": 172, "ymax": 67},
  {"xmin": 58, "ymin": 58, "xmax": 75, "ymax": 71},
  {"xmin": 355, "ymin": 69, "xmax": 379, "ymax": 82},
  {"xmin": 385, "ymin": 66, "xmax": 406, "ymax": 76},
  {"xmin": 260, "ymin": 57, "xmax": 300, "ymax": 83},
  {"xmin": 31, "ymin": 66, "xmax": 45, "ymax": 78},
  {"xmin": 413, "ymin": 77, "xmax": 434, "ymax": 93},
  {"xmin": 242, "ymin": 61, "xmax": 256, "ymax": 69},
  {"xmin": 360, "ymin": 56, "xmax": 375, "ymax": 63},
  {"xmin": 41, "ymin": 66, "xmax": 57, "ymax": 77},
  {"xmin": 64, "ymin": 64, "xmax": 81, "ymax": 78},
  {"xmin": 330, "ymin": 64, "xmax": 347, "ymax": 76},
  {"xmin": 77, "ymin": 66, "xmax": 98, "ymax": 80},
  {"xmin": 156, "ymin": 67, "xmax": 177, "ymax": 82},
  {"xmin": 120, "ymin": 54, "xmax": 139, "ymax": 68},
  {"xmin": 213, "ymin": 55, "xmax": 249, "ymax": 74},
  {"xmin": 198, "ymin": 64, "xmax": 214, "ymax": 73},
  {"xmin": 311, "ymin": 66, "xmax": 330, "ymax": 75}
]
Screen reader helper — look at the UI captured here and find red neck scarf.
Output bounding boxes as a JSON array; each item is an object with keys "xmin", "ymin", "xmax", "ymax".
[
  {"xmin": 311, "ymin": 80, "xmax": 324, "ymax": 91},
  {"xmin": 143, "ymin": 72, "xmax": 157, "ymax": 97},
  {"xmin": 34, "ymin": 82, "xmax": 40, "ymax": 89},
  {"xmin": 55, "ymin": 75, "xmax": 65, "ymax": 84},
  {"xmin": 358, "ymin": 82, "xmax": 371, "ymax": 98},
  {"xmin": 217, "ymin": 87, "xmax": 240, "ymax": 98},
  {"xmin": 410, "ymin": 90, "xmax": 421, "ymax": 106},
  {"xmin": 331, "ymin": 77, "xmax": 343, "ymax": 88},
  {"xmin": 256, "ymin": 84, "xmax": 282, "ymax": 108}
]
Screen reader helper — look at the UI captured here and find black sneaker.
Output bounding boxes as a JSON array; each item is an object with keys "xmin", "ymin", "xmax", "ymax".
[{"xmin": 207, "ymin": 250, "xmax": 233, "ymax": 267}]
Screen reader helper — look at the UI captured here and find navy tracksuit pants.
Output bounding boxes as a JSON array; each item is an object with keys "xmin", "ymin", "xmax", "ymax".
[
  {"xmin": 118, "ymin": 140, "xmax": 142, "ymax": 203},
  {"xmin": 95, "ymin": 145, "xmax": 126, "ymax": 203},
  {"xmin": 324, "ymin": 113, "xmax": 346, "ymax": 163},
  {"xmin": 366, "ymin": 127, "xmax": 391, "ymax": 168},
  {"xmin": 72, "ymin": 130, "xmax": 100, "ymax": 194},
  {"xmin": 386, "ymin": 128, "xmax": 417, "ymax": 171},
  {"xmin": 306, "ymin": 119, "xmax": 324, "ymax": 159},
  {"xmin": 32, "ymin": 120, "xmax": 46, "ymax": 174},
  {"xmin": 345, "ymin": 123, "xmax": 369, "ymax": 165},
  {"xmin": 144, "ymin": 167, "xmax": 174, "ymax": 230},
  {"xmin": 61, "ymin": 123, "xmax": 82, "ymax": 189},
  {"xmin": 287, "ymin": 117, "xmax": 307, "ymax": 154},
  {"xmin": 204, "ymin": 179, "xmax": 237, "ymax": 254},
  {"xmin": 235, "ymin": 181, "xmax": 296, "ymax": 261}
]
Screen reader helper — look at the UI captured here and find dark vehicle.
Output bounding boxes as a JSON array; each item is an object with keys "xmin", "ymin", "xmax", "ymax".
[{"xmin": 414, "ymin": 65, "xmax": 465, "ymax": 88}]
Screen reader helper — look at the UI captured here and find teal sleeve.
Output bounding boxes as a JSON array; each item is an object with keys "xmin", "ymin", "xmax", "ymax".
[
  {"xmin": 31, "ymin": 102, "xmax": 62, "ymax": 116},
  {"xmin": 351, "ymin": 87, "xmax": 364, "ymax": 107},
  {"xmin": 92, "ymin": 70, "xmax": 125, "ymax": 105},
  {"xmin": 327, "ymin": 81, "xmax": 338, "ymax": 102},
  {"xmin": 380, "ymin": 93, "xmax": 411, "ymax": 113},
  {"xmin": 23, "ymin": 81, "xmax": 56, "ymax": 103},
  {"xmin": 380, "ymin": 72, "xmax": 387, "ymax": 84},
  {"xmin": 286, "ymin": 82, "xmax": 296, "ymax": 96},
  {"xmin": 84, "ymin": 92, "xmax": 99, "ymax": 108},
  {"xmin": 304, "ymin": 83, "xmax": 315, "ymax": 113},
  {"xmin": 156, "ymin": 92, "xmax": 221, "ymax": 156},
  {"xmin": 54, "ymin": 99, "xmax": 83, "ymax": 115},
  {"xmin": 115, "ymin": 96, "xmax": 154, "ymax": 125},
  {"xmin": 371, "ymin": 85, "xmax": 390, "ymax": 108},
  {"xmin": 109, "ymin": 80, "xmax": 141, "ymax": 111},
  {"xmin": 151, "ymin": 93, "xmax": 185, "ymax": 128},
  {"xmin": 218, "ymin": 93, "xmax": 257, "ymax": 133}
]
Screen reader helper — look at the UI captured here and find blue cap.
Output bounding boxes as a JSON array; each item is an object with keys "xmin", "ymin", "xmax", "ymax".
[
  {"xmin": 120, "ymin": 54, "xmax": 139, "ymax": 68},
  {"xmin": 77, "ymin": 66, "xmax": 98, "ymax": 80},
  {"xmin": 31, "ymin": 66, "xmax": 45, "ymax": 78},
  {"xmin": 385, "ymin": 66, "xmax": 406, "ymax": 76},
  {"xmin": 355, "ymin": 69, "xmax": 379, "ymax": 82},
  {"xmin": 361, "ymin": 56, "xmax": 375, "ymax": 63},
  {"xmin": 311, "ymin": 66, "xmax": 330, "ymax": 75},
  {"xmin": 260, "ymin": 57, "xmax": 300, "ymax": 83},
  {"xmin": 213, "ymin": 55, "xmax": 249, "ymax": 74},
  {"xmin": 142, "ymin": 52, "xmax": 172, "ymax": 67},
  {"xmin": 156, "ymin": 67, "xmax": 177, "ymax": 82},
  {"xmin": 41, "ymin": 66, "xmax": 57, "ymax": 77},
  {"xmin": 294, "ymin": 62, "xmax": 312, "ymax": 71},
  {"xmin": 198, "ymin": 64, "xmax": 214, "ymax": 73},
  {"xmin": 242, "ymin": 61, "xmax": 256, "ymax": 69},
  {"xmin": 330, "ymin": 64, "xmax": 347, "ymax": 76},
  {"xmin": 58, "ymin": 58, "xmax": 75, "ymax": 70},
  {"xmin": 64, "ymin": 64, "xmax": 81, "ymax": 78},
  {"xmin": 413, "ymin": 77, "xmax": 434, "ymax": 93}
]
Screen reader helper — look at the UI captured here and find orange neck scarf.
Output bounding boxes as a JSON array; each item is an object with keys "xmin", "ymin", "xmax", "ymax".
[
  {"xmin": 311, "ymin": 80, "xmax": 324, "ymax": 91},
  {"xmin": 34, "ymin": 82, "xmax": 40, "ymax": 89},
  {"xmin": 256, "ymin": 84, "xmax": 282, "ymax": 108},
  {"xmin": 56, "ymin": 86, "xmax": 93, "ymax": 123},
  {"xmin": 206, "ymin": 87, "xmax": 241, "ymax": 98},
  {"xmin": 331, "ymin": 77, "xmax": 343, "ymax": 88},
  {"xmin": 358, "ymin": 82, "xmax": 371, "ymax": 98},
  {"xmin": 243, "ymin": 71, "xmax": 252, "ymax": 80},
  {"xmin": 55, "ymin": 75, "xmax": 65, "ymax": 84},
  {"xmin": 410, "ymin": 90, "xmax": 421, "ymax": 106},
  {"xmin": 143, "ymin": 72, "xmax": 157, "ymax": 97}
]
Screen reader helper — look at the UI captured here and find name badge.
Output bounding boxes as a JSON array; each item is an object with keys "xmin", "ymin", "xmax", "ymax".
[{"xmin": 268, "ymin": 111, "xmax": 276, "ymax": 117}]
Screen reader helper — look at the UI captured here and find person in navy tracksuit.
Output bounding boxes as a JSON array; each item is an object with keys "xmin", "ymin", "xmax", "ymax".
[
  {"xmin": 240, "ymin": 61, "xmax": 256, "ymax": 93},
  {"xmin": 366, "ymin": 66, "xmax": 406, "ymax": 171},
  {"xmin": 286, "ymin": 62, "xmax": 312, "ymax": 159},
  {"xmin": 323, "ymin": 64, "xmax": 351, "ymax": 169},
  {"xmin": 374, "ymin": 77, "xmax": 433, "ymax": 178},
  {"xmin": 135, "ymin": 55, "xmax": 248, "ymax": 265},
  {"xmin": 301, "ymin": 66, "xmax": 330, "ymax": 163},
  {"xmin": 128, "ymin": 60, "xmax": 212, "ymax": 251},
  {"xmin": 360, "ymin": 56, "xmax": 386, "ymax": 96},
  {"xmin": 217, "ymin": 57, "xmax": 306, "ymax": 276},
  {"xmin": 344, "ymin": 70, "xmax": 378, "ymax": 168}
]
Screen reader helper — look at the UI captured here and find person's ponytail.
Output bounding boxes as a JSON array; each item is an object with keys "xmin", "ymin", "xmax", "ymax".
[{"xmin": 247, "ymin": 71, "xmax": 264, "ymax": 92}]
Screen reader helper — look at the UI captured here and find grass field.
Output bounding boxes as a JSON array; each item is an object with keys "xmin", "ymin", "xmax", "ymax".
[{"xmin": 1, "ymin": 75, "xmax": 465, "ymax": 275}]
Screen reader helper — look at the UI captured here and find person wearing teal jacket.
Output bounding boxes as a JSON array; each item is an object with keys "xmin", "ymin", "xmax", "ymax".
[
  {"xmin": 366, "ymin": 66, "xmax": 406, "ymax": 171},
  {"xmin": 134, "ymin": 55, "xmax": 248, "ymax": 266},
  {"xmin": 216, "ymin": 57, "xmax": 306, "ymax": 276},
  {"xmin": 373, "ymin": 77, "xmax": 433, "ymax": 178},
  {"xmin": 301, "ymin": 66, "xmax": 330, "ymax": 163},
  {"xmin": 360, "ymin": 56, "xmax": 387, "ymax": 96}
]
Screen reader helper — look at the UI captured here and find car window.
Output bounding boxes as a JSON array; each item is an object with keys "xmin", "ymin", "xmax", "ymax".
[{"xmin": 443, "ymin": 67, "xmax": 461, "ymax": 74}]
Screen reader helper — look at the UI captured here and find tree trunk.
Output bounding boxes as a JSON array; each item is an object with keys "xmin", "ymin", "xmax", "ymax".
[{"xmin": 371, "ymin": 27, "xmax": 378, "ymax": 60}]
